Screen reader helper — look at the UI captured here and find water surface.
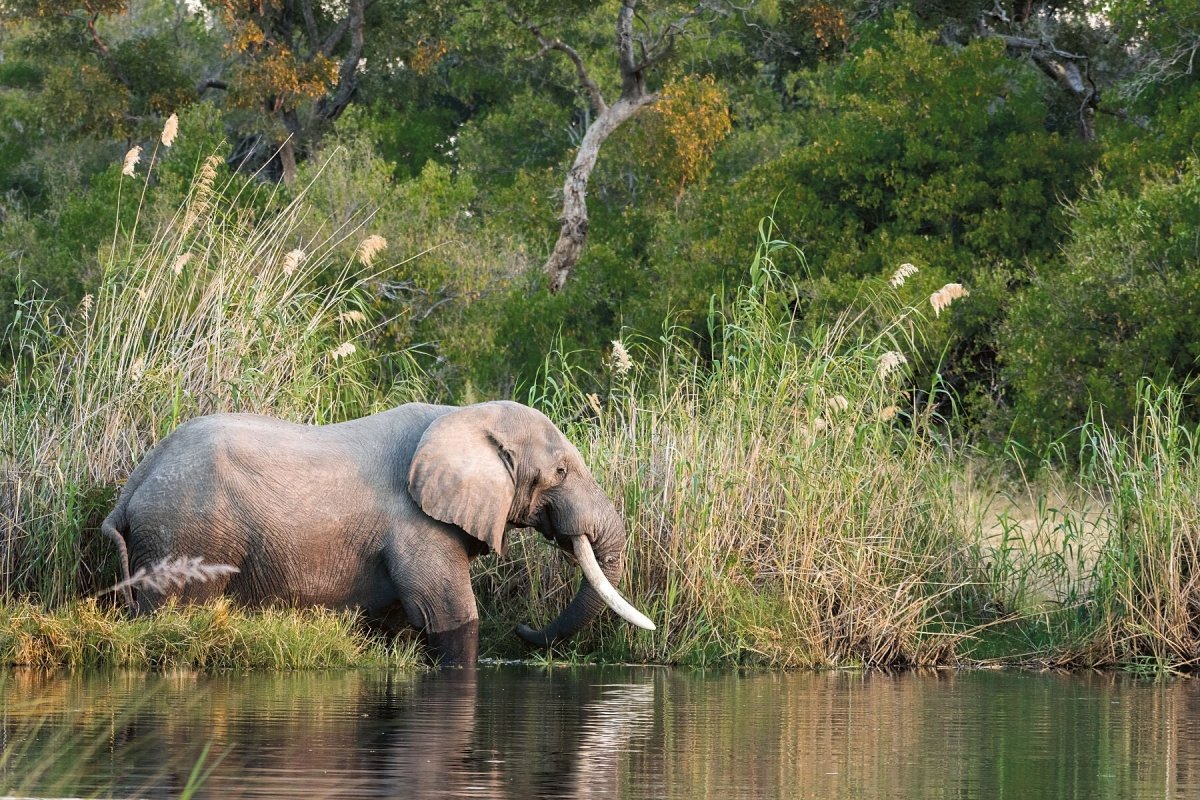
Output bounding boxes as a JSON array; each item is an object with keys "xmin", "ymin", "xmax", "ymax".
[{"xmin": 1, "ymin": 666, "xmax": 1195, "ymax": 798}]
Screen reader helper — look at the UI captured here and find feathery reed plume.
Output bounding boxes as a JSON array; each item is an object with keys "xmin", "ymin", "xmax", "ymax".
[
  {"xmin": 183, "ymin": 155, "xmax": 222, "ymax": 230},
  {"xmin": 78, "ymin": 294, "xmax": 93, "ymax": 318},
  {"xmin": 879, "ymin": 405, "xmax": 899, "ymax": 421},
  {"xmin": 876, "ymin": 350, "xmax": 908, "ymax": 380},
  {"xmin": 356, "ymin": 235, "xmax": 387, "ymax": 266},
  {"xmin": 329, "ymin": 342, "xmax": 356, "ymax": 360},
  {"xmin": 121, "ymin": 146, "xmax": 142, "ymax": 177},
  {"xmin": 161, "ymin": 113, "xmax": 178, "ymax": 147},
  {"xmin": 610, "ymin": 340, "xmax": 633, "ymax": 375},
  {"xmin": 171, "ymin": 252, "xmax": 192, "ymax": 276},
  {"xmin": 930, "ymin": 283, "xmax": 969, "ymax": 317},
  {"xmin": 890, "ymin": 262, "xmax": 918, "ymax": 288},
  {"xmin": 826, "ymin": 394, "xmax": 849, "ymax": 414},
  {"xmin": 586, "ymin": 392, "xmax": 603, "ymax": 416},
  {"xmin": 104, "ymin": 556, "xmax": 239, "ymax": 597},
  {"xmin": 282, "ymin": 248, "xmax": 306, "ymax": 275},
  {"xmin": 336, "ymin": 310, "xmax": 367, "ymax": 325}
]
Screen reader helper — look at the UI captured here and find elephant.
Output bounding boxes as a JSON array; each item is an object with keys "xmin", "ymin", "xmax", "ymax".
[{"xmin": 101, "ymin": 400, "xmax": 654, "ymax": 664}]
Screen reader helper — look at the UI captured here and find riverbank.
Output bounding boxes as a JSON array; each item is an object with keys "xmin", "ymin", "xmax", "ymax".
[
  {"xmin": 0, "ymin": 599, "xmax": 419, "ymax": 670},
  {"xmin": 4, "ymin": 178, "xmax": 1199, "ymax": 673}
]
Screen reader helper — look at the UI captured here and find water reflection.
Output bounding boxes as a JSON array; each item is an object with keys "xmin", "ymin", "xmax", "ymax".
[{"xmin": 1, "ymin": 667, "xmax": 1198, "ymax": 799}]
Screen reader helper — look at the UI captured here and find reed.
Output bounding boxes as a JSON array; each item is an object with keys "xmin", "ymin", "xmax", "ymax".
[
  {"xmin": 477, "ymin": 228, "xmax": 974, "ymax": 667},
  {"xmin": 0, "ymin": 118, "xmax": 423, "ymax": 603},
  {"xmin": 1047, "ymin": 384, "xmax": 1200, "ymax": 671}
]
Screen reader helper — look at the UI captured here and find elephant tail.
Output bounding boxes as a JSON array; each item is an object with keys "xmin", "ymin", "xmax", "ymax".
[{"xmin": 101, "ymin": 510, "xmax": 135, "ymax": 613}]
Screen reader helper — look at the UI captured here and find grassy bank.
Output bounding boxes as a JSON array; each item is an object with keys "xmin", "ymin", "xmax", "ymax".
[
  {"xmin": 0, "ymin": 598, "xmax": 419, "ymax": 670},
  {"xmin": 5, "ymin": 120, "xmax": 1200, "ymax": 672}
]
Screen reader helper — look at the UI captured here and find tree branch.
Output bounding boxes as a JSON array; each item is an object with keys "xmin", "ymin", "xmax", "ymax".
[
  {"xmin": 84, "ymin": 12, "xmax": 111, "ymax": 58},
  {"xmin": 301, "ymin": 0, "xmax": 320, "ymax": 50},
  {"xmin": 545, "ymin": 91, "xmax": 659, "ymax": 292},
  {"xmin": 980, "ymin": 15, "xmax": 1098, "ymax": 140},
  {"xmin": 317, "ymin": 0, "xmax": 367, "ymax": 123},
  {"xmin": 514, "ymin": 11, "xmax": 608, "ymax": 115}
]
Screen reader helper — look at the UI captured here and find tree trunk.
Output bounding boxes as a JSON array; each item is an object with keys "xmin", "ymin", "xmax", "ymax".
[
  {"xmin": 278, "ymin": 139, "xmax": 298, "ymax": 185},
  {"xmin": 545, "ymin": 92, "xmax": 658, "ymax": 293}
]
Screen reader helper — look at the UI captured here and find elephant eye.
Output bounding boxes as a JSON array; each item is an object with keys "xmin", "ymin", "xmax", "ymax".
[{"xmin": 555, "ymin": 466, "xmax": 568, "ymax": 480}]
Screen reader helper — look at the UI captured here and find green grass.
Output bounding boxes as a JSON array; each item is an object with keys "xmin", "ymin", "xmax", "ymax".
[{"xmin": 0, "ymin": 598, "xmax": 420, "ymax": 670}]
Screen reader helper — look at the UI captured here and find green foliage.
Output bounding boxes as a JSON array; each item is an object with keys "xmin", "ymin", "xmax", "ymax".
[{"xmin": 1000, "ymin": 160, "xmax": 1200, "ymax": 447}]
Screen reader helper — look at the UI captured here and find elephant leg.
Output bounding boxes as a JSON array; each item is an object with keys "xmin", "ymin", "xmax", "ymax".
[
  {"xmin": 387, "ymin": 541, "xmax": 480, "ymax": 667},
  {"xmin": 425, "ymin": 620, "xmax": 479, "ymax": 667}
]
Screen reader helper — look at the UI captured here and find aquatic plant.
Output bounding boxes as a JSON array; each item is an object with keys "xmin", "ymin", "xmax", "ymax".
[
  {"xmin": 477, "ymin": 226, "xmax": 975, "ymax": 667},
  {"xmin": 0, "ymin": 115, "xmax": 423, "ymax": 602},
  {"xmin": 0, "ymin": 597, "xmax": 418, "ymax": 670}
]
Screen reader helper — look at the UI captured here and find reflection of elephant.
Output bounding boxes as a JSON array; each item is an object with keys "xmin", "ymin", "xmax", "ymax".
[{"xmin": 102, "ymin": 401, "xmax": 653, "ymax": 663}]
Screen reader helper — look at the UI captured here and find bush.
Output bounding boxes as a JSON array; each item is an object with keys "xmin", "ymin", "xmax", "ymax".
[{"xmin": 1000, "ymin": 160, "xmax": 1200, "ymax": 447}]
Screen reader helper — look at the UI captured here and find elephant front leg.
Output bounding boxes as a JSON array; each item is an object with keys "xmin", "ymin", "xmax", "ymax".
[
  {"xmin": 386, "ymin": 537, "xmax": 480, "ymax": 667},
  {"xmin": 425, "ymin": 619, "xmax": 479, "ymax": 666}
]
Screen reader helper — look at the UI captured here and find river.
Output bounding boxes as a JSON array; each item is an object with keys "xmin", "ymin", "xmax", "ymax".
[{"xmin": 1, "ymin": 666, "xmax": 1196, "ymax": 798}]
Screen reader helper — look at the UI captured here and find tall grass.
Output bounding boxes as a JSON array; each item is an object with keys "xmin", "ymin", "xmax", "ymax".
[
  {"xmin": 1062, "ymin": 384, "xmax": 1200, "ymax": 670},
  {"xmin": 478, "ymin": 229, "xmax": 974, "ymax": 667},
  {"xmin": 0, "ymin": 130, "xmax": 423, "ymax": 602},
  {"xmin": 961, "ymin": 383, "xmax": 1200, "ymax": 672}
]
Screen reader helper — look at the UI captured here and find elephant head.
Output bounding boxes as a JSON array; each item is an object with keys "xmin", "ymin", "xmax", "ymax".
[{"xmin": 407, "ymin": 401, "xmax": 654, "ymax": 646}]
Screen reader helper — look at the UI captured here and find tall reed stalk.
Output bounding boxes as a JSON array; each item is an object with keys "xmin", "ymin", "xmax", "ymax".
[
  {"xmin": 0, "ymin": 126, "xmax": 420, "ymax": 602},
  {"xmin": 1064, "ymin": 383, "xmax": 1200, "ymax": 670},
  {"xmin": 478, "ymin": 227, "xmax": 973, "ymax": 667}
]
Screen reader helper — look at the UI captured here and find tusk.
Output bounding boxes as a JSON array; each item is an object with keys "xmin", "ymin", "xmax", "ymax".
[{"xmin": 573, "ymin": 536, "xmax": 656, "ymax": 631}]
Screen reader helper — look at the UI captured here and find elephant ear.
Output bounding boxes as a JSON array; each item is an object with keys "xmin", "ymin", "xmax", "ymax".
[{"xmin": 408, "ymin": 405, "xmax": 516, "ymax": 554}]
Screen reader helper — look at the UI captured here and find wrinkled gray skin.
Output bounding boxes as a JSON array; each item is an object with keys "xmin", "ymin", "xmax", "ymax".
[{"xmin": 101, "ymin": 401, "xmax": 628, "ymax": 665}]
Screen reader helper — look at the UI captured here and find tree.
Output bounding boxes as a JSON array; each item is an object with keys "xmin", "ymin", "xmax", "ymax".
[
  {"xmin": 507, "ymin": 0, "xmax": 719, "ymax": 292},
  {"xmin": 1000, "ymin": 160, "xmax": 1200, "ymax": 446},
  {"xmin": 206, "ymin": 0, "xmax": 374, "ymax": 183}
]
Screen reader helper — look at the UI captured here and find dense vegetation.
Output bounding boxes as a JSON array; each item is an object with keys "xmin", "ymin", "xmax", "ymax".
[{"xmin": 2, "ymin": 0, "xmax": 1200, "ymax": 670}]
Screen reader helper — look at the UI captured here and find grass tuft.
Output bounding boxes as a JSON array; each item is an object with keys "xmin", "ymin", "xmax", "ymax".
[{"xmin": 0, "ymin": 598, "xmax": 419, "ymax": 670}]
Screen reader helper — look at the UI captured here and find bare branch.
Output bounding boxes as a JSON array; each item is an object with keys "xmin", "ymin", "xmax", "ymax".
[
  {"xmin": 632, "ymin": 4, "xmax": 713, "ymax": 73},
  {"xmin": 318, "ymin": 0, "xmax": 367, "ymax": 123},
  {"xmin": 197, "ymin": 78, "xmax": 229, "ymax": 96},
  {"xmin": 979, "ymin": 12, "xmax": 1098, "ymax": 140},
  {"xmin": 301, "ymin": 0, "xmax": 320, "ymax": 49},
  {"xmin": 512, "ymin": 10, "xmax": 609, "ymax": 115},
  {"xmin": 84, "ymin": 11, "xmax": 111, "ymax": 58}
]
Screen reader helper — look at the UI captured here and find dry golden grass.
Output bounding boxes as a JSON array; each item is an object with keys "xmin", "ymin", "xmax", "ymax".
[{"xmin": 0, "ymin": 598, "xmax": 419, "ymax": 671}]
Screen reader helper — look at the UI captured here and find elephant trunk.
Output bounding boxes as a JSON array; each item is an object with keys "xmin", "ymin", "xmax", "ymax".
[{"xmin": 516, "ymin": 520, "xmax": 652, "ymax": 647}]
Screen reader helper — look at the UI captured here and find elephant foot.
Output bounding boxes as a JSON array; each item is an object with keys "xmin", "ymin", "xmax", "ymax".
[{"xmin": 425, "ymin": 619, "xmax": 479, "ymax": 667}]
